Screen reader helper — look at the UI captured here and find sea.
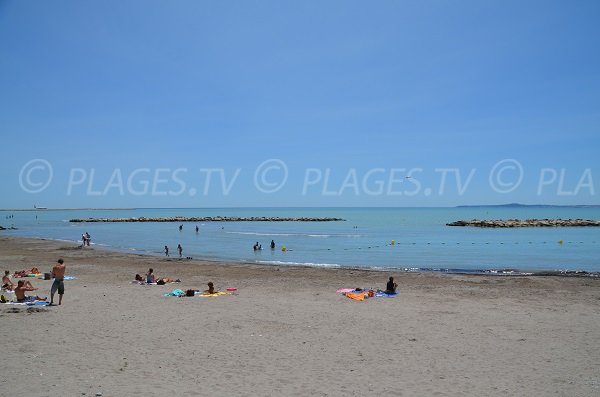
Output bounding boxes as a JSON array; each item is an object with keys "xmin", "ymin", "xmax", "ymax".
[{"xmin": 1, "ymin": 207, "xmax": 599, "ymax": 274}]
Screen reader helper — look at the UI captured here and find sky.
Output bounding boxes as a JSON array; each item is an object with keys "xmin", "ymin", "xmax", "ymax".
[{"xmin": 1, "ymin": 0, "xmax": 599, "ymax": 208}]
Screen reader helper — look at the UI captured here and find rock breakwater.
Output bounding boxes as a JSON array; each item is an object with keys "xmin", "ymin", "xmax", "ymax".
[{"xmin": 447, "ymin": 219, "xmax": 600, "ymax": 227}]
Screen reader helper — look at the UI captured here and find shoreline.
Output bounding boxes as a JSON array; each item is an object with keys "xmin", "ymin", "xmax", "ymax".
[{"xmin": 6, "ymin": 234, "xmax": 600, "ymax": 278}]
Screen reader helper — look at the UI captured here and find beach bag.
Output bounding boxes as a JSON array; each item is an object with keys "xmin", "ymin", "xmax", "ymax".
[{"xmin": 186, "ymin": 289, "xmax": 195, "ymax": 297}]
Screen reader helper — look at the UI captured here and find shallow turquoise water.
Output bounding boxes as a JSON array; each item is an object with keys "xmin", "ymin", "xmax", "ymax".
[{"xmin": 2, "ymin": 207, "xmax": 599, "ymax": 273}]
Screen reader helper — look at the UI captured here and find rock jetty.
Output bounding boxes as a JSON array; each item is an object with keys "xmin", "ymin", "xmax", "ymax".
[
  {"xmin": 446, "ymin": 219, "xmax": 600, "ymax": 228},
  {"xmin": 69, "ymin": 216, "xmax": 345, "ymax": 223}
]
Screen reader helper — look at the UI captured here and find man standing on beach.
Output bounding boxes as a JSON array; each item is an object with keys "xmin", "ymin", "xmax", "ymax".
[{"xmin": 50, "ymin": 259, "xmax": 66, "ymax": 305}]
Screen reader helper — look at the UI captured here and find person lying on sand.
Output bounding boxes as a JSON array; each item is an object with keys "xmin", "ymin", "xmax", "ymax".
[
  {"xmin": 2, "ymin": 270, "xmax": 15, "ymax": 290},
  {"xmin": 132, "ymin": 274, "xmax": 146, "ymax": 284},
  {"xmin": 13, "ymin": 267, "xmax": 41, "ymax": 278},
  {"xmin": 156, "ymin": 277, "xmax": 180, "ymax": 285},
  {"xmin": 14, "ymin": 280, "xmax": 46, "ymax": 302}
]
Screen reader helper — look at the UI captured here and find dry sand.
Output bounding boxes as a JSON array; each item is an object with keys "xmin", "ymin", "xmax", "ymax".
[{"xmin": 0, "ymin": 235, "xmax": 599, "ymax": 396}]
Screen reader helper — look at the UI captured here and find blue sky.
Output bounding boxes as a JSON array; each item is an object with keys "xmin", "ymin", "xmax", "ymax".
[{"xmin": 1, "ymin": 0, "xmax": 599, "ymax": 207}]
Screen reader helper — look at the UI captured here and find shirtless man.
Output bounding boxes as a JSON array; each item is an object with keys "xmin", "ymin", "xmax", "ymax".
[
  {"xmin": 14, "ymin": 280, "xmax": 46, "ymax": 302},
  {"xmin": 204, "ymin": 282, "xmax": 216, "ymax": 294},
  {"xmin": 50, "ymin": 258, "xmax": 66, "ymax": 305},
  {"xmin": 2, "ymin": 270, "xmax": 15, "ymax": 290}
]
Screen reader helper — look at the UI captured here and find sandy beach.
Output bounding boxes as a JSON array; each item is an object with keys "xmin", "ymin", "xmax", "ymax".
[{"xmin": 0, "ymin": 235, "xmax": 599, "ymax": 396}]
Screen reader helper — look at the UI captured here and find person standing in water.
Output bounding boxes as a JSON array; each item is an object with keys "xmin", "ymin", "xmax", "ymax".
[
  {"xmin": 164, "ymin": 245, "xmax": 169, "ymax": 257},
  {"xmin": 177, "ymin": 244, "xmax": 183, "ymax": 258},
  {"xmin": 270, "ymin": 240, "xmax": 275, "ymax": 249}
]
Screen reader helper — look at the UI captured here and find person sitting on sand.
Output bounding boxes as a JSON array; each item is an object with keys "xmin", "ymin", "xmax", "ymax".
[
  {"xmin": 14, "ymin": 280, "xmax": 46, "ymax": 302},
  {"xmin": 146, "ymin": 268, "xmax": 156, "ymax": 284},
  {"xmin": 385, "ymin": 276, "xmax": 398, "ymax": 294},
  {"xmin": 2, "ymin": 270, "xmax": 15, "ymax": 290},
  {"xmin": 133, "ymin": 274, "xmax": 145, "ymax": 284},
  {"xmin": 203, "ymin": 282, "xmax": 217, "ymax": 294}
]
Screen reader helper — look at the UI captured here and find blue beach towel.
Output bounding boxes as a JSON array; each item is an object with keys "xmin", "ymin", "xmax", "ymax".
[
  {"xmin": 375, "ymin": 291, "xmax": 399, "ymax": 298},
  {"xmin": 164, "ymin": 289, "xmax": 185, "ymax": 297}
]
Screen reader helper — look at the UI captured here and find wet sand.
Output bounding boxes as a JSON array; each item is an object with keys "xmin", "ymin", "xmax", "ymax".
[{"xmin": 1, "ymin": 235, "xmax": 599, "ymax": 396}]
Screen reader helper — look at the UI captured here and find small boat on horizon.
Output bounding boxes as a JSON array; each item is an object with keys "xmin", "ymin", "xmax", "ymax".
[{"xmin": 34, "ymin": 205, "xmax": 48, "ymax": 210}]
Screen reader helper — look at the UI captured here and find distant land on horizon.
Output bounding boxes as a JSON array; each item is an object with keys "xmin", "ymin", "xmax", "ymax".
[{"xmin": 456, "ymin": 203, "xmax": 600, "ymax": 208}]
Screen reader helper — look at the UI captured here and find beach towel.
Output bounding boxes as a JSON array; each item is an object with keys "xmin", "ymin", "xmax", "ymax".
[
  {"xmin": 197, "ymin": 291, "xmax": 229, "ymax": 297},
  {"xmin": 344, "ymin": 292, "xmax": 366, "ymax": 301},
  {"xmin": 336, "ymin": 288, "xmax": 355, "ymax": 294},
  {"xmin": 375, "ymin": 291, "xmax": 399, "ymax": 298},
  {"xmin": 64, "ymin": 276, "xmax": 77, "ymax": 281},
  {"xmin": 164, "ymin": 289, "xmax": 186, "ymax": 297},
  {"xmin": 6, "ymin": 300, "xmax": 49, "ymax": 306}
]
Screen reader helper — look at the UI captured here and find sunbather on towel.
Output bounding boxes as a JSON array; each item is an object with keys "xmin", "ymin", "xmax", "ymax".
[
  {"xmin": 156, "ymin": 277, "xmax": 180, "ymax": 285},
  {"xmin": 385, "ymin": 276, "xmax": 398, "ymax": 294},
  {"xmin": 14, "ymin": 280, "xmax": 46, "ymax": 302},
  {"xmin": 203, "ymin": 282, "xmax": 217, "ymax": 294},
  {"xmin": 2, "ymin": 270, "xmax": 15, "ymax": 290},
  {"xmin": 146, "ymin": 268, "xmax": 156, "ymax": 284},
  {"xmin": 133, "ymin": 274, "xmax": 146, "ymax": 284},
  {"xmin": 13, "ymin": 267, "xmax": 41, "ymax": 278}
]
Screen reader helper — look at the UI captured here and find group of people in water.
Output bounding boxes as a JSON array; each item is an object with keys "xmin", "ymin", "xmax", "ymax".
[
  {"xmin": 81, "ymin": 232, "xmax": 91, "ymax": 247},
  {"xmin": 164, "ymin": 244, "xmax": 183, "ymax": 258},
  {"xmin": 253, "ymin": 240, "xmax": 276, "ymax": 251},
  {"xmin": 1, "ymin": 259, "xmax": 67, "ymax": 305}
]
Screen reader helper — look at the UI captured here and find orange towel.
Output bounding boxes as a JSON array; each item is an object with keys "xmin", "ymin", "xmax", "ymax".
[{"xmin": 344, "ymin": 292, "xmax": 366, "ymax": 301}]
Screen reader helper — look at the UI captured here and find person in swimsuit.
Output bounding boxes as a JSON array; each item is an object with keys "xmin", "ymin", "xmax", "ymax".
[
  {"xmin": 2, "ymin": 270, "xmax": 15, "ymax": 290},
  {"xmin": 385, "ymin": 276, "xmax": 398, "ymax": 294},
  {"xmin": 204, "ymin": 282, "xmax": 216, "ymax": 294},
  {"xmin": 15, "ymin": 280, "xmax": 46, "ymax": 302},
  {"xmin": 146, "ymin": 268, "xmax": 156, "ymax": 284},
  {"xmin": 50, "ymin": 259, "xmax": 66, "ymax": 305}
]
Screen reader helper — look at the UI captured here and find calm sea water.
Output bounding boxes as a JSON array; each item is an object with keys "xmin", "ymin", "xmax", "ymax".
[{"xmin": 1, "ymin": 207, "xmax": 599, "ymax": 273}]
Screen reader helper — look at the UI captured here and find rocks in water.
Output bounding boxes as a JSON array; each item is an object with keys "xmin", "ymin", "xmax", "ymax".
[
  {"xmin": 446, "ymin": 219, "xmax": 600, "ymax": 228},
  {"xmin": 70, "ymin": 216, "xmax": 345, "ymax": 223}
]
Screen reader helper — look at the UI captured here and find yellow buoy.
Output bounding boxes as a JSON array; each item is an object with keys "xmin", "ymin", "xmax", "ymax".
[
  {"xmin": 558, "ymin": 240, "xmax": 563, "ymax": 245},
  {"xmin": 391, "ymin": 240, "xmax": 395, "ymax": 245},
  {"xmin": 282, "ymin": 246, "xmax": 287, "ymax": 252}
]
